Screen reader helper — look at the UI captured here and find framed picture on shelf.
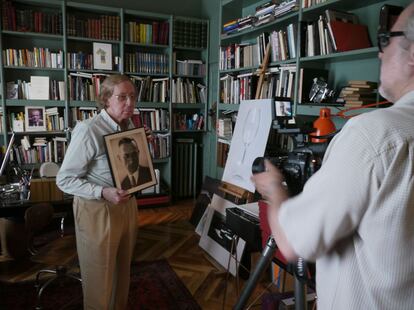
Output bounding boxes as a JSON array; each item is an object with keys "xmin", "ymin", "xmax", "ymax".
[
  {"xmin": 104, "ymin": 127, "xmax": 156, "ymax": 194},
  {"xmin": 25, "ymin": 106, "xmax": 46, "ymax": 132},
  {"xmin": 93, "ymin": 42, "xmax": 113, "ymax": 70},
  {"xmin": 274, "ymin": 97, "xmax": 293, "ymax": 118}
]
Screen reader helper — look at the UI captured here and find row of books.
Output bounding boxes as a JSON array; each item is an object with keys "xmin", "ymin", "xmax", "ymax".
[
  {"xmin": 173, "ymin": 19, "xmax": 208, "ymax": 49},
  {"xmin": 270, "ymin": 24, "xmax": 297, "ymax": 61},
  {"xmin": 6, "ymin": 77, "xmax": 65, "ymax": 101},
  {"xmin": 131, "ymin": 108, "xmax": 170, "ymax": 132},
  {"xmin": 130, "ymin": 76, "xmax": 169, "ymax": 103},
  {"xmin": 10, "ymin": 136, "xmax": 67, "ymax": 164},
  {"xmin": 67, "ymin": 52, "xmax": 121, "ymax": 71},
  {"xmin": 45, "ymin": 107, "xmax": 65, "ymax": 131},
  {"xmin": 125, "ymin": 21, "xmax": 169, "ymax": 45},
  {"xmin": 67, "ymin": 14, "xmax": 120, "ymax": 41},
  {"xmin": 222, "ymin": 0, "xmax": 298, "ymax": 36},
  {"xmin": 2, "ymin": 48, "xmax": 64, "ymax": 68},
  {"xmin": 67, "ymin": 51, "xmax": 92, "ymax": 71},
  {"xmin": 70, "ymin": 107, "xmax": 97, "ymax": 126},
  {"xmin": 175, "ymin": 59, "xmax": 206, "ymax": 76},
  {"xmin": 220, "ymin": 65, "xmax": 296, "ymax": 104},
  {"xmin": 216, "ymin": 118, "xmax": 233, "ymax": 139},
  {"xmin": 2, "ymin": 1, "xmax": 63, "ymax": 34},
  {"xmin": 220, "ymin": 73, "xmax": 257, "ymax": 104},
  {"xmin": 171, "ymin": 78, "xmax": 207, "ymax": 104},
  {"xmin": 68, "ymin": 72, "xmax": 108, "ymax": 102},
  {"xmin": 220, "ymin": 26, "xmax": 297, "ymax": 72},
  {"xmin": 219, "ymin": 42, "xmax": 260, "ymax": 71},
  {"xmin": 172, "ymin": 112, "xmax": 204, "ymax": 131},
  {"xmin": 124, "ymin": 52, "xmax": 169, "ymax": 75},
  {"xmin": 148, "ymin": 134, "xmax": 170, "ymax": 159}
]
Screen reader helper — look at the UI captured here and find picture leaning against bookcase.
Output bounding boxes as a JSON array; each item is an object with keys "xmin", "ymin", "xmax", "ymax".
[
  {"xmin": 0, "ymin": 0, "xmax": 209, "ymax": 200},
  {"xmin": 215, "ymin": 0, "xmax": 410, "ymax": 179}
]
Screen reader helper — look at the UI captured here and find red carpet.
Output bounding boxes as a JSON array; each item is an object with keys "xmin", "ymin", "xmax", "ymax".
[{"xmin": 0, "ymin": 260, "xmax": 201, "ymax": 309}]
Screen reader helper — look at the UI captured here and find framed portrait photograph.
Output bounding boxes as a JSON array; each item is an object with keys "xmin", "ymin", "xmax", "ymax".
[
  {"xmin": 104, "ymin": 127, "xmax": 157, "ymax": 194},
  {"xmin": 25, "ymin": 106, "xmax": 46, "ymax": 132},
  {"xmin": 93, "ymin": 42, "xmax": 113, "ymax": 70}
]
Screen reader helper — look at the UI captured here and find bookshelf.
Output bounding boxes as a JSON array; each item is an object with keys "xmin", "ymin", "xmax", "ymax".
[
  {"xmin": 215, "ymin": 0, "xmax": 410, "ymax": 178},
  {"xmin": 0, "ymin": 0, "xmax": 209, "ymax": 199},
  {"xmin": 171, "ymin": 16, "xmax": 209, "ymax": 198}
]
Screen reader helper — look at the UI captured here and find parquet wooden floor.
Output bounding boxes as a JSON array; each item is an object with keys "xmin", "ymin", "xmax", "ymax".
[{"xmin": 0, "ymin": 199, "xmax": 275, "ymax": 309}]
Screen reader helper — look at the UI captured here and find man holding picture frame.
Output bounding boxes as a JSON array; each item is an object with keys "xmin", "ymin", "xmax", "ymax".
[{"xmin": 57, "ymin": 74, "xmax": 153, "ymax": 310}]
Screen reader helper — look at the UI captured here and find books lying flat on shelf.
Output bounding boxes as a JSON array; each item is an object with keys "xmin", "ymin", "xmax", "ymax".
[{"xmin": 339, "ymin": 80, "xmax": 378, "ymax": 107}]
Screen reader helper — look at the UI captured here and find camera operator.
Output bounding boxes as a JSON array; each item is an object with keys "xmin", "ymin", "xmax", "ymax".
[{"xmin": 252, "ymin": 4, "xmax": 414, "ymax": 309}]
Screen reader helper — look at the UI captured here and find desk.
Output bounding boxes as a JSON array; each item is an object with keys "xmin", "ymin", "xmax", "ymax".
[
  {"xmin": 0, "ymin": 196, "xmax": 73, "ymax": 259},
  {"xmin": 0, "ymin": 197, "xmax": 73, "ymax": 218}
]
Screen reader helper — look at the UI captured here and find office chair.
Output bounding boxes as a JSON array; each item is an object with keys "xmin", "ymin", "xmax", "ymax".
[{"xmin": 23, "ymin": 203, "xmax": 81, "ymax": 310}]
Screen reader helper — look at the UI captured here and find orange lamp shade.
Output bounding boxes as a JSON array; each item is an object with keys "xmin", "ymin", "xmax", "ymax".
[{"xmin": 312, "ymin": 108, "xmax": 336, "ymax": 143}]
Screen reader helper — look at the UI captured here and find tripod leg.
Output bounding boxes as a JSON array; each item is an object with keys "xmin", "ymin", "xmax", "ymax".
[
  {"xmin": 295, "ymin": 258, "xmax": 308, "ymax": 310},
  {"xmin": 234, "ymin": 237, "xmax": 277, "ymax": 310}
]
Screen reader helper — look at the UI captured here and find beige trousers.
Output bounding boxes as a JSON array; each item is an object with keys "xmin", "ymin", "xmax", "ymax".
[{"xmin": 73, "ymin": 196, "xmax": 138, "ymax": 310}]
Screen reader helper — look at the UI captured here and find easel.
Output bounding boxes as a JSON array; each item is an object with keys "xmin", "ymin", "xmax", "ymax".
[
  {"xmin": 219, "ymin": 180, "xmax": 254, "ymax": 309},
  {"xmin": 255, "ymin": 42, "xmax": 271, "ymax": 100},
  {"xmin": 219, "ymin": 181, "xmax": 254, "ymax": 204}
]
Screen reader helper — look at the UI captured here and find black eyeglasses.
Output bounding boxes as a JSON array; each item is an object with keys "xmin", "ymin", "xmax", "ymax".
[{"xmin": 377, "ymin": 31, "xmax": 405, "ymax": 53}]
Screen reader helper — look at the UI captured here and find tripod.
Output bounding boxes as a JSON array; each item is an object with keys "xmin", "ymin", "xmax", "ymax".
[{"xmin": 234, "ymin": 237, "xmax": 309, "ymax": 310}]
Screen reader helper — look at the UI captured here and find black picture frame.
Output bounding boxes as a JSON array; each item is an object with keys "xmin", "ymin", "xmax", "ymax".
[{"xmin": 104, "ymin": 127, "xmax": 157, "ymax": 194}]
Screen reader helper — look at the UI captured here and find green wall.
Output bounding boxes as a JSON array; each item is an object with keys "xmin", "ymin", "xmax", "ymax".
[{"xmin": 201, "ymin": 0, "xmax": 220, "ymax": 179}]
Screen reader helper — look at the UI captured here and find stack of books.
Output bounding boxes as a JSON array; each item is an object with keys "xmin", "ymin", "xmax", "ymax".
[
  {"xmin": 237, "ymin": 15, "xmax": 256, "ymax": 32},
  {"xmin": 217, "ymin": 118, "xmax": 233, "ymax": 139},
  {"xmin": 274, "ymin": 0, "xmax": 299, "ymax": 18},
  {"xmin": 254, "ymin": 1, "xmax": 276, "ymax": 27},
  {"xmin": 222, "ymin": 19, "xmax": 239, "ymax": 35},
  {"xmin": 340, "ymin": 80, "xmax": 378, "ymax": 107}
]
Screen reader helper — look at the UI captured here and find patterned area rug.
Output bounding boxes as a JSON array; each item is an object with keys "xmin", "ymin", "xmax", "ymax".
[{"xmin": 0, "ymin": 259, "xmax": 201, "ymax": 310}]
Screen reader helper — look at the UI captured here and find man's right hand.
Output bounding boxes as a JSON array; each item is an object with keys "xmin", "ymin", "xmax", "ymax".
[{"xmin": 102, "ymin": 187, "xmax": 131, "ymax": 204}]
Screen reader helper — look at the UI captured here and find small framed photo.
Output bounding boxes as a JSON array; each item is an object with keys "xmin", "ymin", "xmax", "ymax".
[
  {"xmin": 274, "ymin": 97, "xmax": 293, "ymax": 118},
  {"xmin": 93, "ymin": 42, "xmax": 113, "ymax": 70},
  {"xmin": 104, "ymin": 127, "xmax": 157, "ymax": 194},
  {"xmin": 25, "ymin": 106, "xmax": 46, "ymax": 132}
]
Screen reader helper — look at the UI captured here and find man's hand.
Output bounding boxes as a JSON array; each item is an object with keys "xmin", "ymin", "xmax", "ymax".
[
  {"xmin": 251, "ymin": 159, "xmax": 297, "ymax": 262},
  {"xmin": 251, "ymin": 159, "xmax": 289, "ymax": 206},
  {"xmin": 102, "ymin": 187, "xmax": 131, "ymax": 205}
]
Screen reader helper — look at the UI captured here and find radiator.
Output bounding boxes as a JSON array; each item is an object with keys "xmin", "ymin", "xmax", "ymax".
[{"xmin": 173, "ymin": 138, "xmax": 198, "ymax": 198}]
